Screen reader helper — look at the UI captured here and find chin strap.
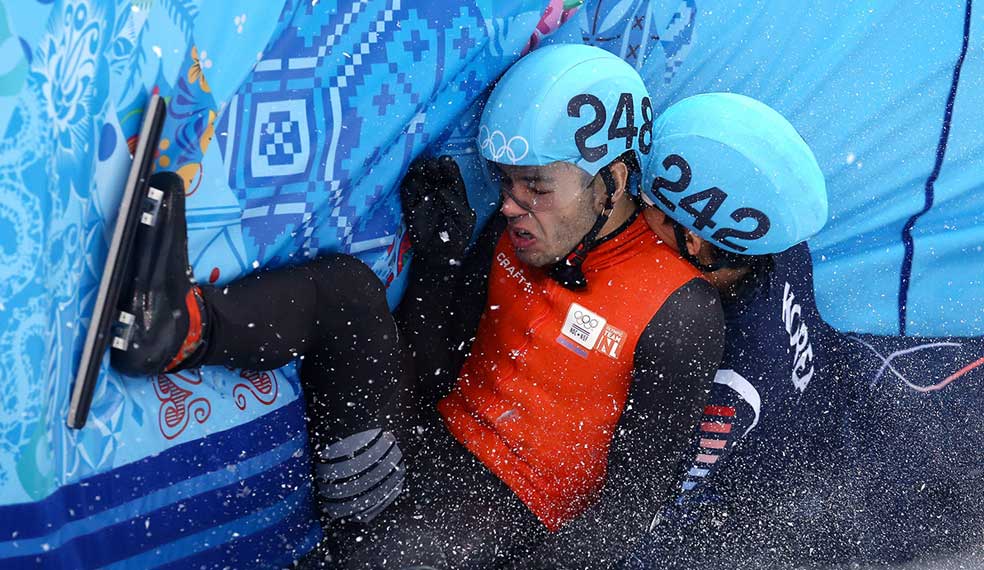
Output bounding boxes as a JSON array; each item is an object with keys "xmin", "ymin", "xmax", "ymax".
[{"xmin": 547, "ymin": 167, "xmax": 618, "ymax": 291}]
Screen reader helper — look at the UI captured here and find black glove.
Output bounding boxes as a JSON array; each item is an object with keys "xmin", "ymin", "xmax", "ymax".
[{"xmin": 400, "ymin": 155, "xmax": 476, "ymax": 267}]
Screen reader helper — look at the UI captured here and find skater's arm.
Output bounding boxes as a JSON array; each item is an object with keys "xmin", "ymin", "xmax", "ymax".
[
  {"xmin": 442, "ymin": 213, "xmax": 504, "ymax": 358},
  {"xmin": 521, "ymin": 278, "xmax": 725, "ymax": 569},
  {"xmin": 396, "ymin": 215, "xmax": 502, "ymax": 389},
  {"xmin": 395, "ymin": 156, "xmax": 502, "ymax": 404}
]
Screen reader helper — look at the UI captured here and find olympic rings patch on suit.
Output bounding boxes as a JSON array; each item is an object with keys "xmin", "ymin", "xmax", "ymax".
[
  {"xmin": 561, "ymin": 303, "xmax": 608, "ymax": 352},
  {"xmin": 573, "ymin": 310, "xmax": 600, "ymax": 329}
]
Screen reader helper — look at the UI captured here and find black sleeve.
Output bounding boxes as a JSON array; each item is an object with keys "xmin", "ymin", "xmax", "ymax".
[
  {"xmin": 395, "ymin": 214, "xmax": 506, "ymax": 406},
  {"xmin": 516, "ymin": 277, "xmax": 726, "ymax": 569}
]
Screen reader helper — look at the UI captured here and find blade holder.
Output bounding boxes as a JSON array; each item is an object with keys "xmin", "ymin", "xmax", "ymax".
[
  {"xmin": 110, "ymin": 310, "xmax": 135, "ymax": 351},
  {"xmin": 140, "ymin": 186, "xmax": 164, "ymax": 226}
]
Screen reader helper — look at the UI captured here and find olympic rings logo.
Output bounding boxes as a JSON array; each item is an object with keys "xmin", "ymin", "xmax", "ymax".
[
  {"xmin": 479, "ymin": 125, "xmax": 530, "ymax": 164},
  {"xmin": 573, "ymin": 310, "xmax": 599, "ymax": 329}
]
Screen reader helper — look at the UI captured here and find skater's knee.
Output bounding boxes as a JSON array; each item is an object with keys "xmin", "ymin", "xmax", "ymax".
[{"xmin": 308, "ymin": 254, "xmax": 388, "ymax": 316}]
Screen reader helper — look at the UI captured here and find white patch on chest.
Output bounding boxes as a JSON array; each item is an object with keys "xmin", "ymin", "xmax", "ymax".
[{"xmin": 561, "ymin": 302, "xmax": 607, "ymax": 351}]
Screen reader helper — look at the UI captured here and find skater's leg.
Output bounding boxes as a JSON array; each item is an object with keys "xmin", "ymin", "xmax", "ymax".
[
  {"xmin": 328, "ymin": 418, "xmax": 548, "ymax": 570},
  {"xmin": 111, "ymin": 171, "xmax": 403, "ymax": 377},
  {"xmin": 200, "ymin": 255, "xmax": 422, "ymax": 540},
  {"xmin": 185, "ymin": 240, "xmax": 420, "ymax": 527},
  {"xmin": 271, "ymin": 256, "xmax": 419, "ymax": 526},
  {"xmin": 193, "ymin": 254, "xmax": 399, "ymax": 373},
  {"xmin": 111, "ymin": 173, "xmax": 423, "ymax": 551}
]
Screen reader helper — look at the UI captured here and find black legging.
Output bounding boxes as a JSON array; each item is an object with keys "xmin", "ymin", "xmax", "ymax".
[
  {"xmin": 182, "ymin": 254, "xmax": 544, "ymax": 569},
  {"xmin": 330, "ymin": 413, "xmax": 548, "ymax": 570},
  {"xmin": 188, "ymin": 254, "xmax": 416, "ymax": 442}
]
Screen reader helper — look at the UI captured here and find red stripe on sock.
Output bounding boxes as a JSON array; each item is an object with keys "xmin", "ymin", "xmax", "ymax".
[
  {"xmin": 703, "ymin": 405, "xmax": 736, "ymax": 417},
  {"xmin": 700, "ymin": 438, "xmax": 727, "ymax": 450},
  {"xmin": 700, "ymin": 421, "xmax": 732, "ymax": 434},
  {"xmin": 165, "ymin": 286, "xmax": 203, "ymax": 371}
]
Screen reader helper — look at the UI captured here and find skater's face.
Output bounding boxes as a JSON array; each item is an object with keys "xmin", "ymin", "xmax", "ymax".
[
  {"xmin": 642, "ymin": 207, "xmax": 751, "ymax": 296},
  {"xmin": 491, "ymin": 161, "xmax": 606, "ymax": 268}
]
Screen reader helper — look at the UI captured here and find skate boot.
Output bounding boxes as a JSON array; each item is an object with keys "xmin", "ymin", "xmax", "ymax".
[{"xmin": 110, "ymin": 171, "xmax": 206, "ymax": 376}]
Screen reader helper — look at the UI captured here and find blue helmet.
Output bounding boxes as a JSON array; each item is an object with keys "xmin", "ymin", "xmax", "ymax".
[
  {"xmin": 478, "ymin": 44, "xmax": 653, "ymax": 179},
  {"xmin": 641, "ymin": 93, "xmax": 828, "ymax": 255}
]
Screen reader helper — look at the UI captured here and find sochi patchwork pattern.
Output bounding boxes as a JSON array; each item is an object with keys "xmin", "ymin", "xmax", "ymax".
[
  {"xmin": 1, "ymin": 0, "xmax": 982, "ymax": 568},
  {"xmin": 0, "ymin": 0, "xmax": 562, "ymax": 568}
]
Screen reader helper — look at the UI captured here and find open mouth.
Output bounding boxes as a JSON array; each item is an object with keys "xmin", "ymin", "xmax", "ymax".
[{"xmin": 509, "ymin": 227, "xmax": 536, "ymax": 248}]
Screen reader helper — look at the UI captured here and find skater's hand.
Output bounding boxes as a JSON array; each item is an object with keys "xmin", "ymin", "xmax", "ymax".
[{"xmin": 400, "ymin": 156, "xmax": 476, "ymax": 267}]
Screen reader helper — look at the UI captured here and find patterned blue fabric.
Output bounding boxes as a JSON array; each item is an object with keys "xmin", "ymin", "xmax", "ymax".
[
  {"xmin": 0, "ymin": 0, "xmax": 554, "ymax": 568},
  {"xmin": 563, "ymin": 0, "xmax": 984, "ymax": 337},
  {"xmin": 3, "ymin": 0, "xmax": 982, "ymax": 568}
]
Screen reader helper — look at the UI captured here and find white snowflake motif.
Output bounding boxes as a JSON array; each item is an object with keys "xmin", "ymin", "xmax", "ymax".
[
  {"xmin": 35, "ymin": 0, "xmax": 106, "ymax": 172},
  {"xmin": 234, "ymin": 13, "xmax": 247, "ymax": 34}
]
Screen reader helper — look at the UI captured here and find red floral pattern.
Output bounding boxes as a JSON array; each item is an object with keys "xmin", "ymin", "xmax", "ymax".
[
  {"xmin": 154, "ymin": 372, "xmax": 212, "ymax": 440},
  {"xmin": 234, "ymin": 369, "xmax": 279, "ymax": 410}
]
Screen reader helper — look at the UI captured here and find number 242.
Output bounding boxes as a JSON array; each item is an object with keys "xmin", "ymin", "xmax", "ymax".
[{"xmin": 650, "ymin": 154, "xmax": 772, "ymax": 253}]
